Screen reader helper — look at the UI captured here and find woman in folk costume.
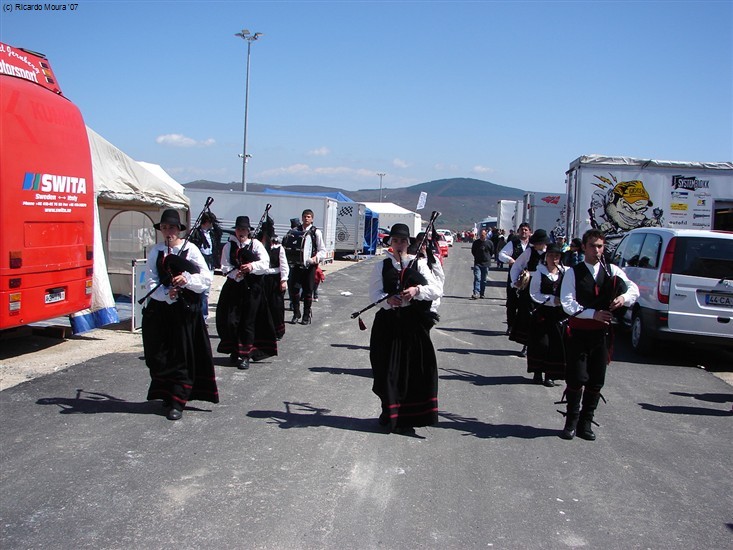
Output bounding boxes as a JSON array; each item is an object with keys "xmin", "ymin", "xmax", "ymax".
[
  {"xmin": 368, "ymin": 224, "xmax": 443, "ymax": 435},
  {"xmin": 141, "ymin": 209, "xmax": 218, "ymax": 421},
  {"xmin": 508, "ymin": 228, "xmax": 551, "ymax": 357},
  {"xmin": 216, "ymin": 216, "xmax": 277, "ymax": 370},
  {"xmin": 526, "ymin": 243, "xmax": 567, "ymax": 387},
  {"xmin": 256, "ymin": 216, "xmax": 289, "ymax": 341}
]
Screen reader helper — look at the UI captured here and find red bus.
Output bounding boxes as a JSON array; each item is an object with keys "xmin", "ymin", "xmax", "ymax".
[{"xmin": 0, "ymin": 42, "xmax": 94, "ymax": 330}]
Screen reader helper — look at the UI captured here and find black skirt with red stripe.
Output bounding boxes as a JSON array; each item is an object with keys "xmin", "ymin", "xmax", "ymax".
[
  {"xmin": 142, "ymin": 297, "xmax": 219, "ymax": 408},
  {"xmin": 369, "ymin": 305, "xmax": 439, "ymax": 429},
  {"xmin": 216, "ymin": 275, "xmax": 278, "ymax": 361}
]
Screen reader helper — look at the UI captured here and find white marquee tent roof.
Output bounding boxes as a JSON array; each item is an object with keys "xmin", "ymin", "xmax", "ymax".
[{"xmin": 87, "ymin": 127, "xmax": 189, "ymax": 209}]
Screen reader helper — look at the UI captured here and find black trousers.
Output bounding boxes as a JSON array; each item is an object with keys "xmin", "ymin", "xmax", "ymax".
[{"xmin": 288, "ymin": 264, "xmax": 316, "ymax": 304}]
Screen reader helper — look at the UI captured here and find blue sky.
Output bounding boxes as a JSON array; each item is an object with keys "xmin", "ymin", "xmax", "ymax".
[{"xmin": 2, "ymin": 1, "xmax": 731, "ymax": 194}]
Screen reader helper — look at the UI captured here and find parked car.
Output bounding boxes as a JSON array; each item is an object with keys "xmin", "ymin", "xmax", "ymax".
[
  {"xmin": 435, "ymin": 234, "xmax": 449, "ymax": 258},
  {"xmin": 610, "ymin": 227, "xmax": 733, "ymax": 355},
  {"xmin": 436, "ymin": 229, "xmax": 454, "ymax": 247}
]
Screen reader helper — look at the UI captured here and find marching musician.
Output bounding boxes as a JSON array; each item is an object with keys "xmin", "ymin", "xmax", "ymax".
[
  {"xmin": 498, "ymin": 222, "xmax": 532, "ymax": 335},
  {"xmin": 259, "ymin": 230, "xmax": 289, "ymax": 341},
  {"xmin": 216, "ymin": 215, "xmax": 277, "ymax": 370},
  {"xmin": 527, "ymin": 243, "xmax": 567, "ymax": 387},
  {"xmin": 559, "ymin": 229, "xmax": 639, "ymax": 441},
  {"xmin": 141, "ymin": 209, "xmax": 218, "ymax": 421},
  {"xmin": 284, "ymin": 209, "xmax": 326, "ymax": 325},
  {"xmin": 508, "ymin": 228, "xmax": 551, "ymax": 358},
  {"xmin": 368, "ymin": 223, "xmax": 443, "ymax": 436}
]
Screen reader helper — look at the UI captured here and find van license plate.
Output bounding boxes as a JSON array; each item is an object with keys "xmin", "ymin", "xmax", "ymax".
[
  {"xmin": 705, "ymin": 294, "xmax": 733, "ymax": 307},
  {"xmin": 45, "ymin": 290, "xmax": 66, "ymax": 304}
]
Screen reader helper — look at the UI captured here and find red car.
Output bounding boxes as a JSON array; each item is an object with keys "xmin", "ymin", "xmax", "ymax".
[{"xmin": 436, "ymin": 235, "xmax": 449, "ymax": 258}]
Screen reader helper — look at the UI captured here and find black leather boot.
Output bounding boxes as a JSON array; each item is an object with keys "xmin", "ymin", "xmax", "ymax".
[
  {"xmin": 301, "ymin": 299, "xmax": 312, "ymax": 325},
  {"xmin": 578, "ymin": 389, "xmax": 602, "ymax": 441},
  {"xmin": 291, "ymin": 300, "xmax": 301, "ymax": 324},
  {"xmin": 560, "ymin": 386, "xmax": 582, "ymax": 440}
]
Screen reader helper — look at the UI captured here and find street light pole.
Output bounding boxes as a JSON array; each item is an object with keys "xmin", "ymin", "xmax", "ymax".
[
  {"xmin": 235, "ymin": 29, "xmax": 263, "ymax": 192},
  {"xmin": 377, "ymin": 172, "xmax": 385, "ymax": 202}
]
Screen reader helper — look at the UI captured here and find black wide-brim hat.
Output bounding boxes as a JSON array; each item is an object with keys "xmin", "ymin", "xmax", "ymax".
[
  {"xmin": 233, "ymin": 216, "xmax": 252, "ymax": 230},
  {"xmin": 382, "ymin": 223, "xmax": 414, "ymax": 247},
  {"xmin": 154, "ymin": 209, "xmax": 186, "ymax": 231},
  {"xmin": 545, "ymin": 243, "xmax": 563, "ymax": 255},
  {"xmin": 529, "ymin": 229, "xmax": 551, "ymax": 245}
]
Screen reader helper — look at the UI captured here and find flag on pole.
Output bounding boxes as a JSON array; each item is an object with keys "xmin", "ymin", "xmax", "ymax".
[{"xmin": 416, "ymin": 191, "xmax": 427, "ymax": 210}]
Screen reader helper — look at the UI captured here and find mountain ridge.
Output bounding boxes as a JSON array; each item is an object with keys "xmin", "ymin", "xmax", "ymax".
[{"xmin": 183, "ymin": 177, "xmax": 531, "ymax": 229}]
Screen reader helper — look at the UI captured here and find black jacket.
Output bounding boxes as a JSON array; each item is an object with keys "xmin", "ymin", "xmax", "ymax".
[{"xmin": 471, "ymin": 238, "xmax": 495, "ymax": 266}]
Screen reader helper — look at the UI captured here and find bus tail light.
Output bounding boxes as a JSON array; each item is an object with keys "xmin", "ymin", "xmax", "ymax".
[
  {"xmin": 9, "ymin": 292, "xmax": 21, "ymax": 312},
  {"xmin": 9, "ymin": 250, "xmax": 22, "ymax": 269}
]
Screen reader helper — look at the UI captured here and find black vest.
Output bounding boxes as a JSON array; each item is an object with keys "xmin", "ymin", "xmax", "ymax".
[
  {"xmin": 539, "ymin": 271, "xmax": 564, "ymax": 297},
  {"xmin": 572, "ymin": 263, "xmax": 615, "ymax": 311}
]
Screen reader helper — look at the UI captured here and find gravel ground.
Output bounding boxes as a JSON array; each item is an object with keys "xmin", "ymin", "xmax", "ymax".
[{"xmin": 0, "ymin": 259, "xmax": 358, "ymax": 391}]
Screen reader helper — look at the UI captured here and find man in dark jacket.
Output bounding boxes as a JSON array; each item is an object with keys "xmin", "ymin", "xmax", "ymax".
[{"xmin": 470, "ymin": 229, "xmax": 495, "ymax": 299}]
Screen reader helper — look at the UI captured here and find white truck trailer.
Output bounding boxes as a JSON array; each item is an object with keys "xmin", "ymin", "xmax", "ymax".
[
  {"xmin": 183, "ymin": 189, "xmax": 338, "ymax": 263},
  {"xmin": 565, "ymin": 155, "xmax": 733, "ymax": 251},
  {"xmin": 523, "ymin": 192, "xmax": 567, "ymax": 236},
  {"xmin": 496, "ymin": 199, "xmax": 524, "ymax": 233}
]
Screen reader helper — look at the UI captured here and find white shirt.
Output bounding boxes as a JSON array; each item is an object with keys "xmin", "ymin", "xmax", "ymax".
[
  {"xmin": 530, "ymin": 263, "xmax": 566, "ymax": 307},
  {"xmin": 220, "ymin": 237, "xmax": 270, "ymax": 281},
  {"xmin": 369, "ymin": 251, "xmax": 443, "ymax": 310},
  {"xmin": 146, "ymin": 241, "xmax": 212, "ymax": 304},
  {"xmin": 300, "ymin": 224, "xmax": 327, "ymax": 266},
  {"xmin": 498, "ymin": 238, "xmax": 528, "ymax": 265},
  {"xmin": 560, "ymin": 261, "xmax": 640, "ymax": 319}
]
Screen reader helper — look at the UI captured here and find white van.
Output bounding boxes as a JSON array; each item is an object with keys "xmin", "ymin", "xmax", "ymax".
[{"xmin": 610, "ymin": 228, "xmax": 733, "ymax": 354}]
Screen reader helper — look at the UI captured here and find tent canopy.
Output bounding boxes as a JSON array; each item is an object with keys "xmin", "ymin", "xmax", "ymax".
[{"xmin": 88, "ymin": 127, "xmax": 188, "ymax": 209}]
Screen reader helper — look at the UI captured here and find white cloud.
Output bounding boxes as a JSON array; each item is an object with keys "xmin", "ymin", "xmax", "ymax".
[
  {"xmin": 156, "ymin": 134, "xmax": 216, "ymax": 148},
  {"xmin": 392, "ymin": 158, "xmax": 409, "ymax": 169},
  {"xmin": 434, "ymin": 163, "xmax": 459, "ymax": 171},
  {"xmin": 307, "ymin": 146, "xmax": 331, "ymax": 157},
  {"xmin": 472, "ymin": 165, "xmax": 494, "ymax": 174}
]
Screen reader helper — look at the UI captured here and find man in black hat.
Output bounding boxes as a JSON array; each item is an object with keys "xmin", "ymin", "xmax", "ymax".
[
  {"xmin": 216, "ymin": 215, "xmax": 277, "ymax": 370},
  {"xmin": 498, "ymin": 223, "xmax": 532, "ymax": 334},
  {"xmin": 508, "ymin": 228, "xmax": 551, "ymax": 356},
  {"xmin": 142, "ymin": 208, "xmax": 218, "ymax": 421},
  {"xmin": 283, "ymin": 209, "xmax": 326, "ymax": 325}
]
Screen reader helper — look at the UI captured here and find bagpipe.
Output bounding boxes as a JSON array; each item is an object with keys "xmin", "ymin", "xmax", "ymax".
[
  {"xmin": 235, "ymin": 203, "xmax": 272, "ymax": 266},
  {"xmin": 558, "ymin": 254, "xmax": 628, "ymax": 333},
  {"xmin": 350, "ymin": 210, "xmax": 441, "ymax": 330},
  {"xmin": 138, "ymin": 197, "xmax": 214, "ymax": 305}
]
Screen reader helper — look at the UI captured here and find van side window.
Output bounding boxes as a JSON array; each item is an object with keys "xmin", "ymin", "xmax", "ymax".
[
  {"xmin": 637, "ymin": 234, "xmax": 662, "ymax": 269},
  {"xmin": 620, "ymin": 233, "xmax": 645, "ymax": 267},
  {"xmin": 611, "ymin": 237, "xmax": 627, "ymax": 266}
]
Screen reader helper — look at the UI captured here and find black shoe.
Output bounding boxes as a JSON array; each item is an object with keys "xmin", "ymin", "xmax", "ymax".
[
  {"xmin": 577, "ymin": 424, "xmax": 596, "ymax": 441},
  {"xmin": 229, "ymin": 353, "xmax": 239, "ymax": 365},
  {"xmin": 560, "ymin": 427, "xmax": 576, "ymax": 440},
  {"xmin": 300, "ymin": 312, "xmax": 312, "ymax": 325},
  {"xmin": 505, "ymin": 327, "xmax": 512, "ymax": 336},
  {"xmin": 291, "ymin": 313, "xmax": 301, "ymax": 324},
  {"xmin": 237, "ymin": 357, "xmax": 250, "ymax": 370},
  {"xmin": 167, "ymin": 408, "xmax": 183, "ymax": 421},
  {"xmin": 544, "ymin": 379, "xmax": 556, "ymax": 387},
  {"xmin": 479, "ymin": 295, "xmax": 485, "ymax": 299},
  {"xmin": 393, "ymin": 426, "xmax": 416, "ymax": 436},
  {"xmin": 519, "ymin": 345, "xmax": 527, "ymax": 357},
  {"xmin": 532, "ymin": 372, "xmax": 543, "ymax": 385}
]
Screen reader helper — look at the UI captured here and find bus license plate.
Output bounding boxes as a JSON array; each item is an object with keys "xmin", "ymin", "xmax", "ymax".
[
  {"xmin": 705, "ymin": 293, "xmax": 733, "ymax": 307},
  {"xmin": 45, "ymin": 290, "xmax": 66, "ymax": 304}
]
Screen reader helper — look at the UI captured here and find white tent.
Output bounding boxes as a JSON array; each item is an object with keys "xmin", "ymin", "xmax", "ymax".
[
  {"xmin": 362, "ymin": 202, "xmax": 422, "ymax": 236},
  {"xmin": 88, "ymin": 127, "xmax": 190, "ymax": 296}
]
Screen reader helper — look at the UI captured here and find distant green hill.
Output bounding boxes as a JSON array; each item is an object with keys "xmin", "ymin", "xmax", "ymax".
[{"xmin": 184, "ymin": 177, "xmax": 527, "ymax": 229}]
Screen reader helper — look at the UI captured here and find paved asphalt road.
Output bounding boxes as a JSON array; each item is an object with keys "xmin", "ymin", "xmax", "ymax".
[{"xmin": 2, "ymin": 244, "xmax": 732, "ymax": 549}]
